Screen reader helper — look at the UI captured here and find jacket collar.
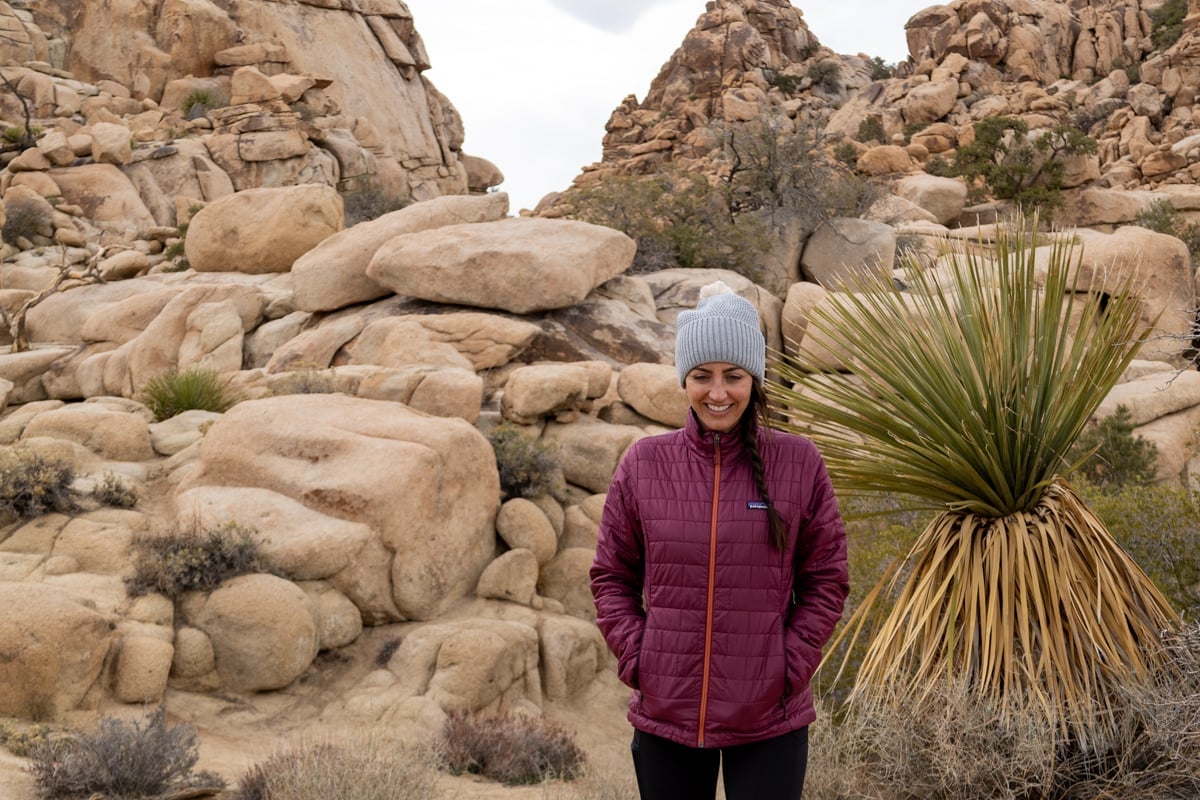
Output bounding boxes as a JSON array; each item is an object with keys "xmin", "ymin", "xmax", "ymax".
[{"xmin": 684, "ymin": 408, "xmax": 749, "ymax": 461}]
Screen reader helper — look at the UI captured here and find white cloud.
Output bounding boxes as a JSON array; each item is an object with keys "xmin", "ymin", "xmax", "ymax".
[{"xmin": 545, "ymin": 0, "xmax": 682, "ymax": 33}]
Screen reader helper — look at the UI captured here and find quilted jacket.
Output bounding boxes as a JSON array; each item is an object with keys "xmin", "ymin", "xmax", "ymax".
[{"xmin": 590, "ymin": 411, "xmax": 849, "ymax": 749}]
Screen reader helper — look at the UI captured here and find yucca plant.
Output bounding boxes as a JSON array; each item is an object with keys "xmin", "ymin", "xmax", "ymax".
[{"xmin": 769, "ymin": 215, "xmax": 1179, "ymax": 751}]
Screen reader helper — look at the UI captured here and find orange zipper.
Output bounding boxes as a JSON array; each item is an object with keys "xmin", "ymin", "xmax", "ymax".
[{"xmin": 697, "ymin": 433, "xmax": 721, "ymax": 747}]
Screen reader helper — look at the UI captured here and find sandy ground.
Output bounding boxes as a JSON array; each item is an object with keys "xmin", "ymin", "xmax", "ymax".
[{"xmin": 0, "ymin": 624, "xmax": 640, "ymax": 800}]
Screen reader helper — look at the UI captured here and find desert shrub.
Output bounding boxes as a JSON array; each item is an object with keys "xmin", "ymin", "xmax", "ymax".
[
  {"xmin": 856, "ymin": 116, "xmax": 885, "ymax": 144},
  {"xmin": 951, "ymin": 115, "xmax": 1097, "ymax": 217},
  {"xmin": 342, "ymin": 176, "xmax": 408, "ymax": 226},
  {"xmin": 90, "ymin": 472, "xmax": 138, "ymax": 509},
  {"xmin": 181, "ymin": 88, "xmax": 215, "ymax": 117},
  {"xmin": 138, "ymin": 365, "xmax": 240, "ymax": 421},
  {"xmin": 1151, "ymin": 0, "xmax": 1188, "ymax": 50},
  {"xmin": 126, "ymin": 521, "xmax": 264, "ymax": 600},
  {"xmin": 833, "ymin": 141, "xmax": 858, "ymax": 166},
  {"xmin": 721, "ymin": 116, "xmax": 879, "ymax": 227},
  {"xmin": 767, "ymin": 71, "xmax": 804, "ymax": 94},
  {"xmin": 1068, "ymin": 405, "xmax": 1159, "ymax": 491},
  {"xmin": 438, "ymin": 712, "xmax": 585, "ymax": 785},
  {"xmin": 923, "ymin": 155, "xmax": 955, "ymax": 177},
  {"xmin": 1133, "ymin": 198, "xmax": 1200, "ymax": 265},
  {"xmin": 2, "ymin": 194, "xmax": 49, "ymax": 246},
  {"xmin": 1078, "ymin": 480, "xmax": 1200, "ymax": 620},
  {"xmin": 0, "ymin": 723, "xmax": 51, "ymax": 758},
  {"xmin": 25, "ymin": 707, "xmax": 223, "ymax": 800},
  {"xmin": 233, "ymin": 735, "xmax": 439, "ymax": 800},
  {"xmin": 564, "ymin": 167, "xmax": 771, "ymax": 278},
  {"xmin": 807, "ymin": 61, "xmax": 841, "ymax": 92},
  {"xmin": 487, "ymin": 422, "xmax": 562, "ymax": 500},
  {"xmin": 811, "ymin": 629, "xmax": 1200, "ymax": 800},
  {"xmin": 868, "ymin": 56, "xmax": 894, "ymax": 81},
  {"xmin": 0, "ymin": 446, "xmax": 77, "ymax": 520}
]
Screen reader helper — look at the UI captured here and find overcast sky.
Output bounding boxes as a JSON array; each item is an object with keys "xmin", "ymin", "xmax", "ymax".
[{"xmin": 404, "ymin": 0, "xmax": 932, "ymax": 212}]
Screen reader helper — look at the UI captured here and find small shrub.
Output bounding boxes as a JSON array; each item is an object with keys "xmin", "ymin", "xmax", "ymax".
[
  {"xmin": 342, "ymin": 176, "xmax": 409, "ymax": 226},
  {"xmin": 1079, "ymin": 480, "xmax": 1200, "ymax": 620},
  {"xmin": 438, "ymin": 712, "xmax": 585, "ymax": 785},
  {"xmin": 0, "ymin": 446, "xmax": 77, "ymax": 520},
  {"xmin": 234, "ymin": 735, "xmax": 439, "ymax": 800},
  {"xmin": 923, "ymin": 155, "xmax": 956, "ymax": 177},
  {"xmin": 767, "ymin": 72, "xmax": 804, "ymax": 94},
  {"xmin": 868, "ymin": 56, "xmax": 894, "ymax": 81},
  {"xmin": 856, "ymin": 116, "xmax": 885, "ymax": 144},
  {"xmin": 126, "ymin": 521, "xmax": 264, "ymax": 600},
  {"xmin": 807, "ymin": 61, "xmax": 841, "ymax": 93},
  {"xmin": 833, "ymin": 141, "xmax": 858, "ymax": 166},
  {"xmin": 2, "ymin": 124, "xmax": 41, "ymax": 144},
  {"xmin": 91, "ymin": 472, "xmax": 138, "ymax": 509},
  {"xmin": 25, "ymin": 707, "xmax": 224, "ymax": 800},
  {"xmin": 1134, "ymin": 198, "xmax": 1200, "ymax": 266},
  {"xmin": 138, "ymin": 365, "xmax": 240, "ymax": 421},
  {"xmin": 1151, "ymin": 0, "xmax": 1188, "ymax": 51},
  {"xmin": 487, "ymin": 422, "xmax": 562, "ymax": 500},
  {"xmin": 2, "ymin": 194, "xmax": 49, "ymax": 246},
  {"xmin": 1068, "ymin": 405, "xmax": 1159, "ymax": 491},
  {"xmin": 0, "ymin": 723, "xmax": 51, "ymax": 757},
  {"xmin": 181, "ymin": 88, "xmax": 215, "ymax": 117}
]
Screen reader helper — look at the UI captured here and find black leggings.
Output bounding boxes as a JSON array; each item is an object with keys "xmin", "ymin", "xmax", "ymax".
[{"xmin": 630, "ymin": 726, "xmax": 809, "ymax": 800}]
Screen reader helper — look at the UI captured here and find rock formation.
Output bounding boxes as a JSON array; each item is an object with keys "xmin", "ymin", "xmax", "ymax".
[{"xmin": 0, "ymin": 1, "xmax": 1199, "ymax": 792}]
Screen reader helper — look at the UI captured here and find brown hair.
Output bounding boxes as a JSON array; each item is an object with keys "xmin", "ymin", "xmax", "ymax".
[{"xmin": 739, "ymin": 384, "xmax": 787, "ymax": 550}]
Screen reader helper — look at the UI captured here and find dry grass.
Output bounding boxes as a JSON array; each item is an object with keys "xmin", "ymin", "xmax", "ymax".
[
  {"xmin": 439, "ymin": 712, "xmax": 586, "ymax": 786},
  {"xmin": 232, "ymin": 731, "xmax": 439, "ymax": 800}
]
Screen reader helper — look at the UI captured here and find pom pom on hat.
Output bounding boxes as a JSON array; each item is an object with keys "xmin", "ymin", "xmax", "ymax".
[{"xmin": 675, "ymin": 281, "xmax": 766, "ymax": 386}]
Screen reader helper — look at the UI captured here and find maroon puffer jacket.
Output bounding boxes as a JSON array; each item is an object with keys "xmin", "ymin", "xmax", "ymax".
[{"xmin": 590, "ymin": 412, "xmax": 849, "ymax": 749}]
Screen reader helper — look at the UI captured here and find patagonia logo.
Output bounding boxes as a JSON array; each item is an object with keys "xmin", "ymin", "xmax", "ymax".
[{"xmin": 747, "ymin": 501, "xmax": 769, "ymax": 510}]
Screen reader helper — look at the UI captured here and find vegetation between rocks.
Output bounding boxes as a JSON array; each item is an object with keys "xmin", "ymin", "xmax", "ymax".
[
  {"xmin": 233, "ymin": 734, "xmax": 438, "ymax": 800},
  {"xmin": 487, "ymin": 422, "xmax": 562, "ymax": 500},
  {"xmin": 25, "ymin": 706, "xmax": 224, "ymax": 800},
  {"xmin": 138, "ymin": 365, "xmax": 241, "ymax": 421},
  {"xmin": 437, "ymin": 711, "xmax": 585, "ymax": 785},
  {"xmin": 126, "ymin": 521, "xmax": 264, "ymax": 600}
]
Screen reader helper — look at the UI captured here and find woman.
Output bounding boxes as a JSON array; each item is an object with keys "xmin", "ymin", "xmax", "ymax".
[{"xmin": 590, "ymin": 282, "xmax": 849, "ymax": 800}]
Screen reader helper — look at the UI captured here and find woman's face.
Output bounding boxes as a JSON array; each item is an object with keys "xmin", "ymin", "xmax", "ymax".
[{"xmin": 684, "ymin": 362, "xmax": 753, "ymax": 433}]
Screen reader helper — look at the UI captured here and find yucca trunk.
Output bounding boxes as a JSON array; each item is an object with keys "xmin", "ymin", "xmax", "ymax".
[{"xmin": 855, "ymin": 481, "xmax": 1176, "ymax": 747}]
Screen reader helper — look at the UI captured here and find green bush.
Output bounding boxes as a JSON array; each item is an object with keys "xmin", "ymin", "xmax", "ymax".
[
  {"xmin": 856, "ymin": 116, "xmax": 885, "ymax": 144},
  {"xmin": 1068, "ymin": 405, "xmax": 1159, "ymax": 491},
  {"xmin": 767, "ymin": 72, "xmax": 804, "ymax": 94},
  {"xmin": 138, "ymin": 365, "xmax": 240, "ymax": 421},
  {"xmin": 126, "ymin": 522, "xmax": 264, "ymax": 600},
  {"xmin": 951, "ymin": 115, "xmax": 1097, "ymax": 217},
  {"xmin": 181, "ymin": 88, "xmax": 215, "ymax": 117},
  {"xmin": 234, "ymin": 735, "xmax": 438, "ymax": 800},
  {"xmin": 564, "ymin": 167, "xmax": 771, "ymax": 278},
  {"xmin": 807, "ymin": 61, "xmax": 841, "ymax": 93},
  {"xmin": 1078, "ymin": 480, "xmax": 1200, "ymax": 620},
  {"xmin": 1151, "ymin": 0, "xmax": 1188, "ymax": 50},
  {"xmin": 0, "ymin": 723, "xmax": 51, "ymax": 757},
  {"xmin": 0, "ymin": 446, "xmax": 77, "ymax": 520},
  {"xmin": 1134, "ymin": 198, "xmax": 1200, "ymax": 266},
  {"xmin": 487, "ymin": 422, "xmax": 562, "ymax": 500},
  {"xmin": 438, "ymin": 712, "xmax": 585, "ymax": 785},
  {"xmin": 2, "ymin": 193, "xmax": 49, "ymax": 246},
  {"xmin": 342, "ymin": 176, "xmax": 409, "ymax": 226},
  {"xmin": 868, "ymin": 56, "xmax": 894, "ymax": 81},
  {"xmin": 26, "ymin": 707, "xmax": 224, "ymax": 800},
  {"xmin": 90, "ymin": 472, "xmax": 138, "ymax": 509}
]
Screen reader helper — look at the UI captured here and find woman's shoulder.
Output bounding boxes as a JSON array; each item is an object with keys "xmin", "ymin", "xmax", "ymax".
[{"xmin": 764, "ymin": 428, "xmax": 823, "ymax": 463}]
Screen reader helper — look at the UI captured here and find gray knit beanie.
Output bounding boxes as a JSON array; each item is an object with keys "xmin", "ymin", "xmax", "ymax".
[{"xmin": 675, "ymin": 281, "xmax": 765, "ymax": 386}]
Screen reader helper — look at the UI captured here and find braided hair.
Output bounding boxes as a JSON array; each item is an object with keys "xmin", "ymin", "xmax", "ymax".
[{"xmin": 739, "ymin": 383, "xmax": 787, "ymax": 550}]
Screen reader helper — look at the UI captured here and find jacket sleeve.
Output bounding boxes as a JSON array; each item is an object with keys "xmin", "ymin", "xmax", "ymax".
[
  {"xmin": 784, "ymin": 449, "xmax": 850, "ymax": 694},
  {"xmin": 589, "ymin": 454, "xmax": 646, "ymax": 690}
]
